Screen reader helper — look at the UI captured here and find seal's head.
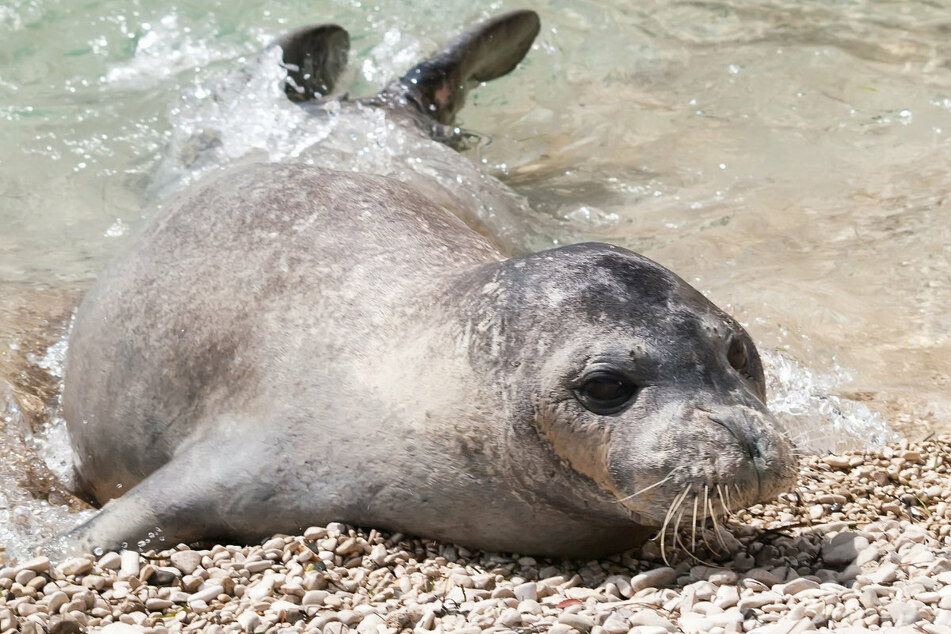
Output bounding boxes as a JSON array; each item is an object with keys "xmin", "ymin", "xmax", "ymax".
[{"xmin": 484, "ymin": 242, "xmax": 797, "ymax": 531}]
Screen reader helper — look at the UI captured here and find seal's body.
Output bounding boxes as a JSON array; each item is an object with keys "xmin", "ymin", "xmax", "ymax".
[{"xmin": 63, "ymin": 11, "xmax": 795, "ymax": 557}]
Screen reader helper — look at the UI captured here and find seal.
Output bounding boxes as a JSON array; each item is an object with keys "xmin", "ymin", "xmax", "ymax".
[{"xmin": 62, "ymin": 10, "xmax": 797, "ymax": 558}]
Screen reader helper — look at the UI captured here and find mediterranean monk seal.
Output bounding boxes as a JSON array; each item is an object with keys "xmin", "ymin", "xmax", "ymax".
[{"xmin": 61, "ymin": 10, "xmax": 797, "ymax": 558}]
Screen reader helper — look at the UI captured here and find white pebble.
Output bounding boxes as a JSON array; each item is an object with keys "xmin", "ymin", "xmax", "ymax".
[
  {"xmin": 631, "ymin": 567, "xmax": 676, "ymax": 592},
  {"xmin": 237, "ymin": 610, "xmax": 262, "ymax": 632},
  {"xmin": 888, "ymin": 601, "xmax": 921, "ymax": 627},
  {"xmin": 679, "ymin": 612, "xmax": 714, "ymax": 634},
  {"xmin": 119, "ymin": 550, "xmax": 140, "ymax": 578},
  {"xmin": 513, "ymin": 581, "xmax": 537, "ymax": 602}
]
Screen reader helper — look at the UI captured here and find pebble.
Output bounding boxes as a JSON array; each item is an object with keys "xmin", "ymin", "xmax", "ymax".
[
  {"xmin": 821, "ymin": 532, "xmax": 870, "ymax": 566},
  {"xmin": 558, "ymin": 613, "xmax": 595, "ymax": 632},
  {"xmin": 118, "ymin": 551, "xmax": 140, "ymax": 578},
  {"xmin": 58, "ymin": 558, "xmax": 93, "ymax": 577},
  {"xmin": 16, "ymin": 557, "xmax": 50, "ymax": 574},
  {"xmin": 98, "ymin": 624, "xmax": 143, "ymax": 634},
  {"xmin": 171, "ymin": 550, "xmax": 203, "ymax": 575},
  {"xmin": 888, "ymin": 601, "xmax": 922, "ymax": 627},
  {"xmin": 630, "ymin": 567, "xmax": 676, "ymax": 592},
  {"xmin": 513, "ymin": 581, "xmax": 537, "ymax": 601},
  {"xmin": 1, "ymin": 438, "xmax": 951, "ymax": 634}
]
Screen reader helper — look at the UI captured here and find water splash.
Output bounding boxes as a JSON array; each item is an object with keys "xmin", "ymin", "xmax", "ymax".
[
  {"xmin": 102, "ymin": 13, "xmax": 245, "ymax": 86},
  {"xmin": 764, "ymin": 347, "xmax": 897, "ymax": 455},
  {"xmin": 152, "ymin": 46, "xmax": 341, "ymax": 196}
]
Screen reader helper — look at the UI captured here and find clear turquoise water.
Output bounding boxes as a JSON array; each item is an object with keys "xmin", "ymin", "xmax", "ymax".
[{"xmin": 1, "ymin": 0, "xmax": 950, "ymax": 555}]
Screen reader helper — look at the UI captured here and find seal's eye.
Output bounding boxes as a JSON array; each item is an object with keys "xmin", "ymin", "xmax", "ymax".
[
  {"xmin": 574, "ymin": 372, "xmax": 638, "ymax": 415},
  {"xmin": 728, "ymin": 336, "xmax": 750, "ymax": 377}
]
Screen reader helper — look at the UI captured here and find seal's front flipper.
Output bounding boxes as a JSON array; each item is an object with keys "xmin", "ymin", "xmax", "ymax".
[
  {"xmin": 61, "ymin": 426, "xmax": 306, "ymax": 554},
  {"xmin": 278, "ymin": 24, "xmax": 350, "ymax": 102},
  {"xmin": 382, "ymin": 10, "xmax": 541, "ymax": 125}
]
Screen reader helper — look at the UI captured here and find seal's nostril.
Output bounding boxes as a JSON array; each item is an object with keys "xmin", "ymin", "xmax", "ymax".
[{"xmin": 710, "ymin": 415, "xmax": 759, "ymax": 462}]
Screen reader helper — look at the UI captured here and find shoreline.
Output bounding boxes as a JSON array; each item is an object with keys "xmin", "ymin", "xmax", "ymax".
[{"xmin": 2, "ymin": 436, "xmax": 950, "ymax": 633}]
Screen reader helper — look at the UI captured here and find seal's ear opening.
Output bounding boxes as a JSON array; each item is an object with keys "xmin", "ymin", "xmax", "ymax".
[{"xmin": 278, "ymin": 24, "xmax": 351, "ymax": 102}]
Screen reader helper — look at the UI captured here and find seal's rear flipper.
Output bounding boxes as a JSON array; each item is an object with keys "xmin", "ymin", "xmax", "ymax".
[
  {"xmin": 278, "ymin": 24, "xmax": 350, "ymax": 102},
  {"xmin": 381, "ymin": 10, "xmax": 541, "ymax": 125}
]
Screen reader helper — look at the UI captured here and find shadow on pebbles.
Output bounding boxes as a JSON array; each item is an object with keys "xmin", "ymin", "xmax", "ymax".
[{"xmin": 2, "ymin": 436, "xmax": 951, "ymax": 634}]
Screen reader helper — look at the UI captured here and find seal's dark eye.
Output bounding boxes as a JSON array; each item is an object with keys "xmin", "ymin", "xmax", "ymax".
[
  {"xmin": 574, "ymin": 372, "xmax": 638, "ymax": 415},
  {"xmin": 728, "ymin": 336, "xmax": 750, "ymax": 377}
]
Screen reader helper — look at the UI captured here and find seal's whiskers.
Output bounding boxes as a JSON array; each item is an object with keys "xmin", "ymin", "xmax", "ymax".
[
  {"xmin": 717, "ymin": 483, "xmax": 737, "ymax": 520},
  {"xmin": 615, "ymin": 468, "xmax": 679, "ymax": 504},
  {"xmin": 707, "ymin": 490, "xmax": 729, "ymax": 551},
  {"xmin": 658, "ymin": 485, "xmax": 690, "ymax": 565},
  {"xmin": 690, "ymin": 494, "xmax": 700, "ymax": 552}
]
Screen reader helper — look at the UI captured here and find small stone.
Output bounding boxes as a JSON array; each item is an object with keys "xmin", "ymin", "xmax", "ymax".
[
  {"xmin": 261, "ymin": 537, "xmax": 285, "ymax": 551},
  {"xmin": 517, "ymin": 599, "xmax": 542, "ymax": 615},
  {"xmin": 604, "ymin": 574, "xmax": 632, "ymax": 598},
  {"xmin": 901, "ymin": 450, "xmax": 923, "ymax": 463},
  {"xmin": 337, "ymin": 610, "xmax": 360, "ymax": 626},
  {"xmin": 149, "ymin": 566, "xmax": 181, "ymax": 585},
  {"xmin": 171, "ymin": 550, "xmax": 203, "ymax": 575},
  {"xmin": 497, "ymin": 608, "xmax": 521, "ymax": 628},
  {"xmin": 777, "ymin": 578, "xmax": 819, "ymax": 595},
  {"xmin": 707, "ymin": 570, "xmax": 738, "ymax": 586},
  {"xmin": 630, "ymin": 567, "xmax": 676, "ymax": 592},
  {"xmin": 823, "ymin": 455, "xmax": 853, "ymax": 469},
  {"xmin": 97, "ymin": 552, "xmax": 122, "ymax": 570},
  {"xmin": 15, "ymin": 569, "xmax": 37, "ymax": 585},
  {"xmin": 629, "ymin": 610, "xmax": 675, "ymax": 630},
  {"xmin": 855, "ymin": 545, "xmax": 881, "ymax": 567},
  {"xmin": 861, "ymin": 562, "xmax": 899, "ymax": 585},
  {"xmin": 146, "ymin": 598, "xmax": 174, "ymax": 611},
  {"xmin": 679, "ymin": 612, "xmax": 713, "ymax": 634},
  {"xmin": 248, "ymin": 576, "xmax": 276, "ymax": 601},
  {"xmin": 888, "ymin": 601, "xmax": 921, "ymax": 627},
  {"xmin": 744, "ymin": 569, "xmax": 782, "ymax": 587},
  {"xmin": 16, "ymin": 557, "xmax": 51, "ymax": 574},
  {"xmin": 189, "ymin": 584, "xmax": 224, "ymax": 603},
  {"xmin": 119, "ymin": 551, "xmax": 140, "ymax": 578},
  {"xmin": 244, "ymin": 559, "xmax": 273, "ymax": 574},
  {"xmin": 98, "ymin": 625, "xmax": 143, "ymax": 634},
  {"xmin": 715, "ymin": 585, "xmax": 740, "ymax": 609},
  {"xmin": 303, "ymin": 526, "xmax": 327, "ymax": 540},
  {"xmin": 602, "ymin": 612, "xmax": 630, "ymax": 634},
  {"xmin": 919, "ymin": 592, "xmax": 941, "ymax": 604},
  {"xmin": 859, "ymin": 588, "xmax": 879, "ymax": 609},
  {"xmin": 816, "ymin": 494, "xmax": 848, "ymax": 505},
  {"xmin": 49, "ymin": 617, "xmax": 83, "ymax": 634},
  {"xmin": 822, "ymin": 533, "xmax": 870, "ymax": 567},
  {"xmin": 514, "ymin": 581, "xmax": 537, "ymax": 601},
  {"xmin": 357, "ymin": 613, "xmax": 386, "ymax": 634},
  {"xmin": 558, "ymin": 613, "xmax": 594, "ymax": 633},
  {"xmin": 237, "ymin": 610, "xmax": 262, "ymax": 632},
  {"xmin": 302, "ymin": 590, "xmax": 329, "ymax": 606},
  {"xmin": 47, "ymin": 590, "xmax": 69, "ymax": 614},
  {"xmin": 738, "ymin": 591, "xmax": 783, "ymax": 611}
]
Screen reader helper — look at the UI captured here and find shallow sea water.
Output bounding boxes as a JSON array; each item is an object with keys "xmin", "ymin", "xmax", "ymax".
[{"xmin": 0, "ymin": 0, "xmax": 949, "ymax": 557}]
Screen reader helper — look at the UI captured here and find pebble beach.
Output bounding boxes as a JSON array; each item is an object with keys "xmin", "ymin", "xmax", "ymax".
[{"xmin": 2, "ymin": 436, "xmax": 951, "ymax": 634}]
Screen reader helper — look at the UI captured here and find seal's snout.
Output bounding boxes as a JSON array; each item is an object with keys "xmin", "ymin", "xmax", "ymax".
[
  {"xmin": 709, "ymin": 412, "xmax": 761, "ymax": 462},
  {"xmin": 705, "ymin": 405, "xmax": 797, "ymax": 503}
]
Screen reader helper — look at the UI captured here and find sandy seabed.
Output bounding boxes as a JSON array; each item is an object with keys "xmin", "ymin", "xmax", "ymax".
[{"xmin": 1, "ymin": 436, "xmax": 950, "ymax": 634}]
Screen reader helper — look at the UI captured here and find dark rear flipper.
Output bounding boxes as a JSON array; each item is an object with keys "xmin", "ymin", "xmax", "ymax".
[
  {"xmin": 278, "ymin": 24, "xmax": 350, "ymax": 102},
  {"xmin": 379, "ymin": 10, "xmax": 541, "ymax": 125}
]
